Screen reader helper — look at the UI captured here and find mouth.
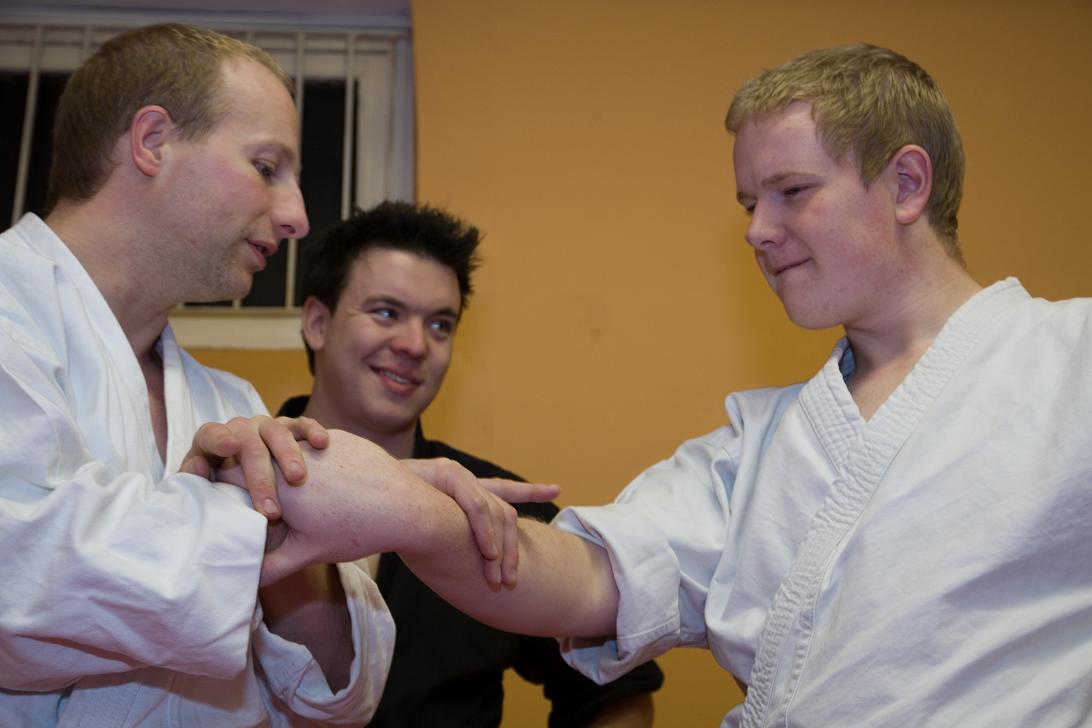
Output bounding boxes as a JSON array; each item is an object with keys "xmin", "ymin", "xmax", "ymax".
[
  {"xmin": 373, "ymin": 366, "xmax": 422, "ymax": 388},
  {"xmin": 246, "ymin": 239, "xmax": 279, "ymax": 270},
  {"xmin": 770, "ymin": 258, "xmax": 808, "ymax": 276}
]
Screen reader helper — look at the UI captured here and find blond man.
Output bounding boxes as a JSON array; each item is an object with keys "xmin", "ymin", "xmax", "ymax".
[{"xmin": 307, "ymin": 44, "xmax": 1090, "ymax": 726}]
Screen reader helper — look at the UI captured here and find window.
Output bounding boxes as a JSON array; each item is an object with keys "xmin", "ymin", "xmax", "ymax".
[{"xmin": 0, "ymin": 15, "xmax": 414, "ymax": 348}]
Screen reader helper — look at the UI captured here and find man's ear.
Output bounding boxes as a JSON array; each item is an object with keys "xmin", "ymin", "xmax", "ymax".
[
  {"xmin": 889, "ymin": 144, "xmax": 932, "ymax": 226},
  {"xmin": 301, "ymin": 296, "xmax": 332, "ymax": 353},
  {"xmin": 129, "ymin": 105, "xmax": 173, "ymax": 178}
]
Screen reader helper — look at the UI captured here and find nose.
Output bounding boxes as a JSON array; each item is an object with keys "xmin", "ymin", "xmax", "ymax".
[
  {"xmin": 744, "ymin": 200, "xmax": 780, "ymax": 250},
  {"xmin": 274, "ymin": 182, "xmax": 310, "ymax": 240},
  {"xmin": 391, "ymin": 320, "xmax": 428, "ymax": 358}
]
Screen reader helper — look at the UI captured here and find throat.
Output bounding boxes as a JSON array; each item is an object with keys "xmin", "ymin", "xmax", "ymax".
[
  {"xmin": 845, "ymin": 355, "xmax": 920, "ymax": 422},
  {"xmin": 141, "ymin": 350, "xmax": 168, "ymax": 462}
]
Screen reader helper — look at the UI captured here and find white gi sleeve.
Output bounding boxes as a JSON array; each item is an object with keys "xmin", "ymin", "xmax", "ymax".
[
  {"xmin": 254, "ymin": 562, "xmax": 395, "ymax": 726},
  {"xmin": 553, "ymin": 426, "xmax": 740, "ymax": 683},
  {"xmin": 0, "ymin": 324, "xmax": 267, "ymax": 690}
]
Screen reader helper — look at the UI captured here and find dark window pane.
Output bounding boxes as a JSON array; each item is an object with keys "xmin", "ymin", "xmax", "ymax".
[
  {"xmin": 291, "ymin": 77, "xmax": 346, "ymax": 306},
  {"xmin": 242, "ymin": 241, "xmax": 289, "ymax": 306},
  {"xmin": 0, "ymin": 72, "xmax": 29, "ymax": 225},
  {"xmin": 185, "ymin": 301, "xmax": 233, "ymax": 308},
  {"xmin": 24, "ymin": 72, "xmax": 68, "ymax": 217}
]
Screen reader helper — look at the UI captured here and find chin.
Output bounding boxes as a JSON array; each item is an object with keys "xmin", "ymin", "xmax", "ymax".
[
  {"xmin": 783, "ymin": 304, "xmax": 840, "ymax": 330},
  {"xmin": 371, "ymin": 409, "xmax": 421, "ymax": 433}
]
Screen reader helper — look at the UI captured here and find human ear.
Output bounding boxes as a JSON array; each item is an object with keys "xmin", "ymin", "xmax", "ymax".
[
  {"xmin": 890, "ymin": 145, "xmax": 932, "ymax": 226},
  {"xmin": 129, "ymin": 105, "xmax": 172, "ymax": 178},
  {"xmin": 301, "ymin": 296, "xmax": 331, "ymax": 352}
]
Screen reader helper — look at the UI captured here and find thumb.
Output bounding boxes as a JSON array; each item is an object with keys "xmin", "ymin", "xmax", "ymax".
[
  {"xmin": 258, "ymin": 533, "xmax": 317, "ymax": 587},
  {"xmin": 178, "ymin": 454, "xmax": 212, "ymax": 478},
  {"xmin": 259, "ymin": 548, "xmax": 296, "ymax": 587}
]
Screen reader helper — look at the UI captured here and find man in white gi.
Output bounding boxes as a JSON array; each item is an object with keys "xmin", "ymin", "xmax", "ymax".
[
  {"xmin": 0, "ymin": 23, "xmax": 536, "ymax": 726},
  {"xmin": 278, "ymin": 44, "xmax": 1092, "ymax": 725}
]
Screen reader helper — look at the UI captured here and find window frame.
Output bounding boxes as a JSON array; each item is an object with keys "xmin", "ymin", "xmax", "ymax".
[{"xmin": 0, "ymin": 12, "xmax": 415, "ymax": 349}]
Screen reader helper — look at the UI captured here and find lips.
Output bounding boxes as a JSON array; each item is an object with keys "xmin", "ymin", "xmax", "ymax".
[
  {"xmin": 769, "ymin": 258, "xmax": 808, "ymax": 276},
  {"xmin": 373, "ymin": 366, "xmax": 422, "ymax": 388},
  {"xmin": 246, "ymin": 239, "xmax": 279, "ymax": 270}
]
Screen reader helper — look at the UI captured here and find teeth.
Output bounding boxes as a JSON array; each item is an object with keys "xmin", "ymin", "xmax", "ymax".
[{"xmin": 382, "ymin": 369, "xmax": 411, "ymax": 385}]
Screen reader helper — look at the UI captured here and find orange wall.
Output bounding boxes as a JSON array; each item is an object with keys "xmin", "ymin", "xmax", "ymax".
[{"xmin": 196, "ymin": 1, "xmax": 1092, "ymax": 723}]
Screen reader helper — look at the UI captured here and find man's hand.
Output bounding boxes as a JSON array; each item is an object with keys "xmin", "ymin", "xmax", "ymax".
[
  {"xmin": 180, "ymin": 415, "xmax": 328, "ymax": 519},
  {"xmin": 403, "ymin": 458, "xmax": 560, "ymax": 586}
]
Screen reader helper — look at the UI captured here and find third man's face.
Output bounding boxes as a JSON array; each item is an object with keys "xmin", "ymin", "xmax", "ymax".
[
  {"xmin": 309, "ymin": 248, "xmax": 461, "ymax": 437},
  {"xmin": 732, "ymin": 101, "xmax": 905, "ymax": 332}
]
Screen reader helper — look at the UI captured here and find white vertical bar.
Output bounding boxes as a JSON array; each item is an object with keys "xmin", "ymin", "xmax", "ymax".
[
  {"xmin": 285, "ymin": 31, "xmax": 306, "ymax": 309},
  {"xmin": 388, "ymin": 34, "xmax": 415, "ymax": 202},
  {"xmin": 80, "ymin": 25, "xmax": 92, "ymax": 61},
  {"xmin": 356, "ymin": 50, "xmax": 393, "ymax": 211},
  {"xmin": 12, "ymin": 25, "xmax": 44, "ymax": 226},
  {"xmin": 235, "ymin": 30, "xmax": 257, "ymax": 311},
  {"xmin": 341, "ymin": 34, "xmax": 357, "ymax": 219}
]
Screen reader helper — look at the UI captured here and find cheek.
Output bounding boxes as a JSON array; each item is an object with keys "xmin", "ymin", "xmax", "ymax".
[
  {"xmin": 213, "ymin": 165, "xmax": 270, "ymax": 212},
  {"xmin": 752, "ymin": 249, "xmax": 773, "ymax": 277},
  {"xmin": 345, "ymin": 320, "xmax": 388, "ymax": 354},
  {"xmin": 428, "ymin": 345, "xmax": 454, "ymax": 376}
]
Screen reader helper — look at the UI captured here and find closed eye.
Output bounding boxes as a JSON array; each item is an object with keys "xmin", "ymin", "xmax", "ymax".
[{"xmin": 254, "ymin": 160, "xmax": 278, "ymax": 179}]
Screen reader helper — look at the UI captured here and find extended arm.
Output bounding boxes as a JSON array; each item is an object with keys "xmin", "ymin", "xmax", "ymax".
[
  {"xmin": 402, "ymin": 514, "xmax": 620, "ymax": 639},
  {"xmin": 264, "ymin": 430, "xmax": 620, "ymax": 640}
]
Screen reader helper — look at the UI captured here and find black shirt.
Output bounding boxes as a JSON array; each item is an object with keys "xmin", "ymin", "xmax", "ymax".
[{"xmin": 278, "ymin": 396, "xmax": 663, "ymax": 727}]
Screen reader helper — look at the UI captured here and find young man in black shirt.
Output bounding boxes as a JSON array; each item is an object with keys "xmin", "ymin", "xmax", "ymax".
[{"xmin": 280, "ymin": 201, "xmax": 663, "ymax": 727}]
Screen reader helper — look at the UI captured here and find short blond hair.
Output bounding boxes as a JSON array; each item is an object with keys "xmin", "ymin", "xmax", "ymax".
[
  {"xmin": 47, "ymin": 23, "xmax": 293, "ymax": 208},
  {"xmin": 726, "ymin": 44, "xmax": 964, "ymax": 259}
]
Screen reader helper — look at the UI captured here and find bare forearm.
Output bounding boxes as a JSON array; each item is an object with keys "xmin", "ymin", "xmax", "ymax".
[
  {"xmin": 401, "ymin": 515, "xmax": 620, "ymax": 639},
  {"xmin": 261, "ymin": 430, "xmax": 617, "ymax": 639},
  {"xmin": 259, "ymin": 564, "xmax": 353, "ymax": 691}
]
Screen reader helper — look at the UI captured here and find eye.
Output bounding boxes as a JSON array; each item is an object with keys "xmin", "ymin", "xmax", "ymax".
[
  {"xmin": 371, "ymin": 307, "xmax": 397, "ymax": 321},
  {"xmin": 254, "ymin": 160, "xmax": 278, "ymax": 179},
  {"xmin": 429, "ymin": 319, "xmax": 455, "ymax": 336},
  {"xmin": 783, "ymin": 184, "xmax": 809, "ymax": 198}
]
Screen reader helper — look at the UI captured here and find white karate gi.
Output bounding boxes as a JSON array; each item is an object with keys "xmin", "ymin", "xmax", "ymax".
[
  {"xmin": 555, "ymin": 279, "xmax": 1092, "ymax": 727},
  {"xmin": 0, "ymin": 214, "xmax": 394, "ymax": 726}
]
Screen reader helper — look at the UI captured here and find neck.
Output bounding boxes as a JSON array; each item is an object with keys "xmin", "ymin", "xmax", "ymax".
[
  {"xmin": 844, "ymin": 261, "xmax": 980, "ymax": 377},
  {"xmin": 841, "ymin": 247, "xmax": 981, "ymax": 421},
  {"xmin": 46, "ymin": 199, "xmax": 172, "ymax": 361},
  {"xmin": 302, "ymin": 389, "xmax": 417, "ymax": 459}
]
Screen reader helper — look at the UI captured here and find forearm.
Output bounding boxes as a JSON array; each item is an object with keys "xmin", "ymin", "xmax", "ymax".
[
  {"xmin": 400, "ymin": 514, "xmax": 620, "ymax": 639},
  {"xmin": 264, "ymin": 430, "xmax": 618, "ymax": 639},
  {"xmin": 259, "ymin": 564, "xmax": 353, "ymax": 691}
]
